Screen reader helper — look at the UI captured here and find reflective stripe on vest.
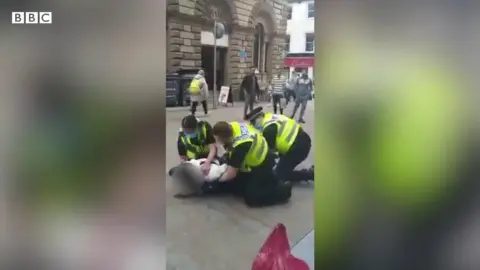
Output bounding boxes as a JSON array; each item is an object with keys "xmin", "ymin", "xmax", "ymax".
[
  {"xmin": 277, "ymin": 121, "xmax": 300, "ymax": 153},
  {"xmin": 250, "ymin": 134, "xmax": 267, "ymax": 160}
]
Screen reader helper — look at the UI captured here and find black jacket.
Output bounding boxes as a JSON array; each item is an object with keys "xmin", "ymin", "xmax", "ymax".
[{"xmin": 240, "ymin": 74, "xmax": 260, "ymax": 95}]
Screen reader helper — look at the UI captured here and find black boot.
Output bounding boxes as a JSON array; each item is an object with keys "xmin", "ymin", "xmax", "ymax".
[{"xmin": 289, "ymin": 169, "xmax": 314, "ymax": 183}]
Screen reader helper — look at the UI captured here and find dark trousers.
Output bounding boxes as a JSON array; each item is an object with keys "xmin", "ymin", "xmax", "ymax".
[
  {"xmin": 191, "ymin": 100, "xmax": 208, "ymax": 115},
  {"xmin": 243, "ymin": 91, "xmax": 255, "ymax": 118},
  {"xmin": 275, "ymin": 130, "xmax": 313, "ymax": 182},
  {"xmin": 285, "ymin": 90, "xmax": 296, "ymax": 104},
  {"xmin": 213, "ymin": 156, "xmax": 292, "ymax": 207},
  {"xmin": 272, "ymin": 94, "xmax": 284, "ymax": 114}
]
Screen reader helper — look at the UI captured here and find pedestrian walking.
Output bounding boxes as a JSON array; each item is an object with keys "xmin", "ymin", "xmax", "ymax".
[
  {"xmin": 290, "ymin": 70, "xmax": 312, "ymax": 123},
  {"xmin": 188, "ymin": 70, "xmax": 209, "ymax": 116},
  {"xmin": 270, "ymin": 72, "xmax": 286, "ymax": 114},
  {"xmin": 240, "ymin": 67, "xmax": 260, "ymax": 119},
  {"xmin": 285, "ymin": 72, "xmax": 298, "ymax": 105}
]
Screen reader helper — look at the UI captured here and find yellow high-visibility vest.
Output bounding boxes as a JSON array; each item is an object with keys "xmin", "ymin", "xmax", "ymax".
[
  {"xmin": 179, "ymin": 122, "xmax": 209, "ymax": 159},
  {"xmin": 261, "ymin": 113, "xmax": 300, "ymax": 154},
  {"xmin": 229, "ymin": 121, "xmax": 268, "ymax": 172}
]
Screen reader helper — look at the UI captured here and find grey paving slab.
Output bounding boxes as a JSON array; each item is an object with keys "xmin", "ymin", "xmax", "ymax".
[
  {"xmin": 292, "ymin": 229, "xmax": 315, "ymax": 269},
  {"xmin": 166, "ymin": 101, "xmax": 315, "ymax": 270}
]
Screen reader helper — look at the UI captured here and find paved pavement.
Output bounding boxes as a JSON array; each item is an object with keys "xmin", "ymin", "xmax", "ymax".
[{"xmin": 166, "ymin": 101, "xmax": 315, "ymax": 270}]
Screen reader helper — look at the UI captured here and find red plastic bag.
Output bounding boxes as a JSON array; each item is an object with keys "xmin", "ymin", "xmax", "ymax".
[{"xmin": 252, "ymin": 223, "xmax": 310, "ymax": 270}]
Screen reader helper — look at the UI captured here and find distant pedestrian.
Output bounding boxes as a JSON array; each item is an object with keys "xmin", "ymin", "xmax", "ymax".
[
  {"xmin": 285, "ymin": 72, "xmax": 298, "ymax": 105},
  {"xmin": 290, "ymin": 70, "xmax": 312, "ymax": 123},
  {"xmin": 188, "ymin": 70, "xmax": 209, "ymax": 116},
  {"xmin": 270, "ymin": 72, "xmax": 286, "ymax": 114},
  {"xmin": 240, "ymin": 67, "xmax": 260, "ymax": 119}
]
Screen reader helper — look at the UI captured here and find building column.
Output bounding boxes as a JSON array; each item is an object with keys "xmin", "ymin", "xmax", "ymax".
[
  {"xmin": 271, "ymin": 35, "xmax": 286, "ymax": 77},
  {"xmin": 261, "ymin": 41, "xmax": 267, "ymax": 73},
  {"xmin": 167, "ymin": 20, "xmax": 202, "ymax": 71},
  {"xmin": 228, "ymin": 29, "xmax": 254, "ymax": 101}
]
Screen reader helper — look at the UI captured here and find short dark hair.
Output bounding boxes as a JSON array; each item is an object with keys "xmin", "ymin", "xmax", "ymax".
[
  {"xmin": 212, "ymin": 121, "xmax": 232, "ymax": 139},
  {"xmin": 181, "ymin": 115, "xmax": 198, "ymax": 129}
]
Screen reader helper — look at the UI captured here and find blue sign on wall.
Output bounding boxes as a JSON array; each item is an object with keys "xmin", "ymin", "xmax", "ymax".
[{"xmin": 239, "ymin": 49, "xmax": 247, "ymax": 59}]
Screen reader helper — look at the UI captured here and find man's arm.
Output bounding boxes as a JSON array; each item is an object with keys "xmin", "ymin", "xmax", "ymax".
[
  {"xmin": 219, "ymin": 142, "xmax": 251, "ymax": 182},
  {"xmin": 262, "ymin": 125, "xmax": 278, "ymax": 151},
  {"xmin": 240, "ymin": 76, "xmax": 247, "ymax": 91},
  {"xmin": 308, "ymin": 79, "xmax": 313, "ymax": 90},
  {"xmin": 177, "ymin": 135, "xmax": 188, "ymax": 161},
  {"xmin": 202, "ymin": 78, "xmax": 208, "ymax": 91},
  {"xmin": 203, "ymin": 122, "xmax": 217, "ymax": 163}
]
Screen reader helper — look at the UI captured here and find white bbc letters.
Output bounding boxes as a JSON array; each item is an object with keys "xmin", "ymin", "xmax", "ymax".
[
  {"xmin": 25, "ymin": 12, "xmax": 38, "ymax": 24},
  {"xmin": 39, "ymin": 12, "xmax": 52, "ymax": 24},
  {"xmin": 11, "ymin": 12, "xmax": 24, "ymax": 24},
  {"xmin": 11, "ymin": 12, "xmax": 52, "ymax": 24}
]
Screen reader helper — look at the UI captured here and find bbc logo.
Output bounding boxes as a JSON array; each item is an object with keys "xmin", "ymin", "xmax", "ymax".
[{"xmin": 12, "ymin": 12, "xmax": 52, "ymax": 24}]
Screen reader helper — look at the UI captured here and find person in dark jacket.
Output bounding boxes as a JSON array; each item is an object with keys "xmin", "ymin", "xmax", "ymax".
[
  {"xmin": 291, "ymin": 71, "xmax": 313, "ymax": 123},
  {"xmin": 240, "ymin": 67, "xmax": 260, "ymax": 119}
]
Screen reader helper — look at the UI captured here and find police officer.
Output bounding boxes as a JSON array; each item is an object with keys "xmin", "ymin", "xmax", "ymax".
[
  {"xmin": 247, "ymin": 107, "xmax": 313, "ymax": 183},
  {"xmin": 211, "ymin": 121, "xmax": 292, "ymax": 207},
  {"xmin": 177, "ymin": 115, "xmax": 217, "ymax": 174}
]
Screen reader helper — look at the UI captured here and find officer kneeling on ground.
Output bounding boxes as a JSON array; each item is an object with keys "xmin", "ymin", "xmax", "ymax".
[
  {"xmin": 247, "ymin": 107, "xmax": 314, "ymax": 183},
  {"xmin": 211, "ymin": 121, "xmax": 292, "ymax": 207},
  {"xmin": 177, "ymin": 115, "xmax": 217, "ymax": 175}
]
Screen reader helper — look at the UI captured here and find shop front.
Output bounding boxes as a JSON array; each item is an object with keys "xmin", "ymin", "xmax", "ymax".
[{"xmin": 284, "ymin": 54, "xmax": 314, "ymax": 79}]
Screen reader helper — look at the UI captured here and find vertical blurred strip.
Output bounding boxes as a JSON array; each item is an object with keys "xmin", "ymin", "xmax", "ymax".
[
  {"xmin": 315, "ymin": 1, "xmax": 476, "ymax": 270},
  {"xmin": 314, "ymin": 2, "xmax": 358, "ymax": 269},
  {"xmin": 1, "ymin": 0, "xmax": 166, "ymax": 269}
]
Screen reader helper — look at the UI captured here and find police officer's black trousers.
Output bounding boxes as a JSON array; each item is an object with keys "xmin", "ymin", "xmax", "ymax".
[
  {"xmin": 215, "ymin": 156, "xmax": 292, "ymax": 207},
  {"xmin": 275, "ymin": 131, "xmax": 314, "ymax": 182}
]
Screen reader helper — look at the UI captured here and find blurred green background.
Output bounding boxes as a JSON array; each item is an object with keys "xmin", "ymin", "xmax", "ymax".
[
  {"xmin": 314, "ymin": 38, "xmax": 467, "ymax": 267},
  {"xmin": 17, "ymin": 92, "xmax": 138, "ymax": 214}
]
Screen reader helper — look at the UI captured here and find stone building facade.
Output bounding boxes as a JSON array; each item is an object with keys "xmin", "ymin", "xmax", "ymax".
[{"xmin": 167, "ymin": 0, "xmax": 289, "ymax": 100}]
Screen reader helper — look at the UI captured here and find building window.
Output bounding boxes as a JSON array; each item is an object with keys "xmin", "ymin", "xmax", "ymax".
[
  {"xmin": 253, "ymin": 23, "xmax": 265, "ymax": 72},
  {"xmin": 264, "ymin": 41, "xmax": 269, "ymax": 72},
  {"xmin": 287, "ymin": 7, "xmax": 292, "ymax": 20},
  {"xmin": 308, "ymin": 3, "xmax": 314, "ymax": 18},
  {"xmin": 285, "ymin": 36, "xmax": 290, "ymax": 53},
  {"xmin": 305, "ymin": 33, "xmax": 314, "ymax": 52}
]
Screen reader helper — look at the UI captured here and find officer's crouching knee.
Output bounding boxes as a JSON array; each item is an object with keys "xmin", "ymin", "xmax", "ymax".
[{"xmin": 276, "ymin": 182, "xmax": 293, "ymax": 202}]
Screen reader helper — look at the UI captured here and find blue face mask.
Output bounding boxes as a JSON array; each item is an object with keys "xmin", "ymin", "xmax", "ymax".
[
  {"xmin": 184, "ymin": 132, "xmax": 197, "ymax": 139},
  {"xmin": 254, "ymin": 123, "xmax": 263, "ymax": 131}
]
